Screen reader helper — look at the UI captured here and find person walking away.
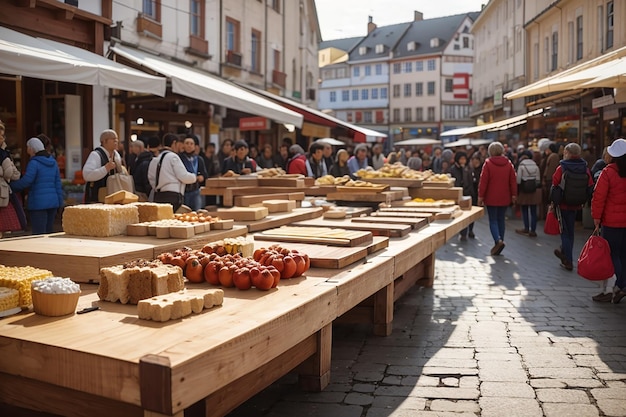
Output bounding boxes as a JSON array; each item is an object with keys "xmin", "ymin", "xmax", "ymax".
[
  {"xmin": 221, "ymin": 140, "xmax": 256, "ymax": 175},
  {"xmin": 591, "ymin": 139, "xmax": 626, "ymax": 303},
  {"xmin": 449, "ymin": 152, "xmax": 470, "ymax": 240},
  {"xmin": 127, "ymin": 139, "xmax": 145, "ymax": 174},
  {"xmin": 551, "ymin": 143, "xmax": 593, "ymax": 271},
  {"xmin": 148, "ymin": 133, "xmax": 196, "ymax": 212},
  {"xmin": 478, "ymin": 142, "xmax": 517, "ymax": 255},
  {"xmin": 464, "ymin": 153, "xmax": 482, "ymax": 238},
  {"xmin": 347, "ymin": 144, "xmax": 371, "ymax": 176},
  {"xmin": 305, "ymin": 142, "xmax": 328, "ymax": 179},
  {"xmin": 286, "ymin": 144, "xmax": 307, "ymax": 175},
  {"xmin": 180, "ymin": 135, "xmax": 207, "ymax": 211},
  {"xmin": 10, "ymin": 138, "xmax": 63, "ymax": 234},
  {"xmin": 82, "ymin": 129, "xmax": 122, "ymax": 203},
  {"xmin": 131, "ymin": 141, "xmax": 154, "ymax": 202},
  {"xmin": 515, "ymin": 151, "xmax": 541, "ymax": 237},
  {"xmin": 200, "ymin": 142, "xmax": 220, "ymax": 206},
  {"xmin": 0, "ymin": 130, "xmax": 23, "ymax": 235}
]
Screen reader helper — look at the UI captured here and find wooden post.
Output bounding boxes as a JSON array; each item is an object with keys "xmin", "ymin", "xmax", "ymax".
[
  {"xmin": 373, "ymin": 283, "xmax": 393, "ymax": 336},
  {"xmin": 417, "ymin": 253, "xmax": 436, "ymax": 288},
  {"xmin": 298, "ymin": 323, "xmax": 332, "ymax": 392},
  {"xmin": 140, "ymin": 354, "xmax": 173, "ymax": 416}
]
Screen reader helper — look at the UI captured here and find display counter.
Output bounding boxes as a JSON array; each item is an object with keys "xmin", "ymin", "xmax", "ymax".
[{"xmin": 0, "ymin": 207, "xmax": 483, "ymax": 417}]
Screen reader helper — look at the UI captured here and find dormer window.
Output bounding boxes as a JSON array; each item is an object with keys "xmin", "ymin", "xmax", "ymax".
[
  {"xmin": 359, "ymin": 46, "xmax": 368, "ymax": 55},
  {"xmin": 375, "ymin": 44, "xmax": 384, "ymax": 53},
  {"xmin": 407, "ymin": 41, "xmax": 416, "ymax": 51},
  {"xmin": 430, "ymin": 38, "xmax": 440, "ymax": 48}
]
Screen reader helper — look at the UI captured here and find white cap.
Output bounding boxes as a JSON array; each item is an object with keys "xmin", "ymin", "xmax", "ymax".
[{"xmin": 607, "ymin": 138, "xmax": 626, "ymax": 158}]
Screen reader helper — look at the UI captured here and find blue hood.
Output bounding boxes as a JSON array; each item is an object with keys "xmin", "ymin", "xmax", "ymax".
[
  {"xmin": 560, "ymin": 157, "xmax": 587, "ymax": 174},
  {"xmin": 31, "ymin": 154, "xmax": 57, "ymax": 167}
]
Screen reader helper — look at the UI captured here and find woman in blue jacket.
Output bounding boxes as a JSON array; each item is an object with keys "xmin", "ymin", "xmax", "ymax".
[{"xmin": 11, "ymin": 137, "xmax": 64, "ymax": 234}]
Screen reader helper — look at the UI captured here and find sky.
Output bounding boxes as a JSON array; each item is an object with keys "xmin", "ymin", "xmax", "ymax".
[{"xmin": 315, "ymin": 0, "xmax": 487, "ymax": 41}]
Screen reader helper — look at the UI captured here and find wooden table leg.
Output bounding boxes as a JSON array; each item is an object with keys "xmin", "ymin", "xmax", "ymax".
[
  {"xmin": 417, "ymin": 253, "xmax": 436, "ymax": 288},
  {"xmin": 144, "ymin": 411, "xmax": 183, "ymax": 417},
  {"xmin": 373, "ymin": 283, "xmax": 393, "ymax": 336},
  {"xmin": 298, "ymin": 323, "xmax": 332, "ymax": 392},
  {"xmin": 140, "ymin": 354, "xmax": 174, "ymax": 416}
]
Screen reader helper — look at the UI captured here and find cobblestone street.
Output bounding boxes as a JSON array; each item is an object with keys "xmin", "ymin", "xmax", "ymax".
[{"xmin": 229, "ymin": 215, "xmax": 626, "ymax": 417}]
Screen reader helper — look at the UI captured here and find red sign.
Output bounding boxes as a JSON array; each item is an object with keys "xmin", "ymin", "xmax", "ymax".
[
  {"xmin": 239, "ymin": 117, "xmax": 270, "ymax": 131},
  {"xmin": 453, "ymin": 73, "xmax": 470, "ymax": 99}
]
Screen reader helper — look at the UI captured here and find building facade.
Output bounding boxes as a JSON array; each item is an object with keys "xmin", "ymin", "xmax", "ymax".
[
  {"xmin": 522, "ymin": 0, "xmax": 626, "ymax": 151},
  {"xmin": 390, "ymin": 13, "xmax": 477, "ymax": 141},
  {"xmin": 471, "ymin": 0, "xmax": 526, "ymax": 125}
]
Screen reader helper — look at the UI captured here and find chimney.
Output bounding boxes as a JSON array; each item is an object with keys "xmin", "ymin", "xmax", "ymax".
[
  {"xmin": 414, "ymin": 11, "xmax": 423, "ymax": 21},
  {"xmin": 367, "ymin": 16, "xmax": 377, "ymax": 34}
]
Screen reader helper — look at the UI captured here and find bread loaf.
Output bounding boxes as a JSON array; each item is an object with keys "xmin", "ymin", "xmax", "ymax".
[
  {"xmin": 137, "ymin": 289, "xmax": 224, "ymax": 322},
  {"xmin": 131, "ymin": 202, "xmax": 174, "ymax": 223},
  {"xmin": 0, "ymin": 287, "xmax": 19, "ymax": 312},
  {"xmin": 98, "ymin": 260, "xmax": 184, "ymax": 305},
  {"xmin": 63, "ymin": 204, "xmax": 139, "ymax": 237}
]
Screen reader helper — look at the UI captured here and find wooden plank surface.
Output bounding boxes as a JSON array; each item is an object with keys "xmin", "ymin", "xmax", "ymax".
[
  {"xmin": 292, "ymin": 218, "xmax": 411, "ymax": 238},
  {"xmin": 365, "ymin": 177, "xmax": 423, "ymax": 187},
  {"xmin": 335, "ymin": 184, "xmax": 389, "ymax": 193},
  {"xmin": 255, "ymin": 225, "xmax": 373, "ymax": 247},
  {"xmin": 304, "ymin": 186, "xmax": 336, "ymax": 196},
  {"xmin": 234, "ymin": 192, "xmax": 305, "ymax": 207},
  {"xmin": 252, "ymin": 236, "xmax": 389, "ymax": 269},
  {"xmin": 409, "ymin": 186, "xmax": 463, "ymax": 202},
  {"xmin": 326, "ymin": 189, "xmax": 404, "ymax": 202},
  {"xmin": 243, "ymin": 207, "xmax": 323, "ymax": 233},
  {"xmin": 0, "ymin": 227, "xmax": 248, "ymax": 283},
  {"xmin": 370, "ymin": 211, "xmax": 435, "ymax": 222},
  {"xmin": 220, "ymin": 186, "xmax": 307, "ymax": 206},
  {"xmin": 351, "ymin": 216, "xmax": 429, "ymax": 230},
  {"xmin": 257, "ymin": 177, "xmax": 305, "ymax": 187},
  {"xmin": 0, "ymin": 275, "xmax": 337, "ymax": 414}
]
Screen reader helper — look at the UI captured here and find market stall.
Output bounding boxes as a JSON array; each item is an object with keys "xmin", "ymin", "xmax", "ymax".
[{"xmin": 0, "ymin": 187, "xmax": 482, "ymax": 417}]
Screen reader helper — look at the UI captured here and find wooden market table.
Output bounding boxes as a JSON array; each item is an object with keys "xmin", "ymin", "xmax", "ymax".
[{"xmin": 0, "ymin": 207, "xmax": 483, "ymax": 417}]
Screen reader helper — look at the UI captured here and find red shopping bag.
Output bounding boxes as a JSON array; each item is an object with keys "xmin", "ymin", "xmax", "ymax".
[
  {"xmin": 577, "ymin": 229, "xmax": 615, "ymax": 281},
  {"xmin": 544, "ymin": 205, "xmax": 560, "ymax": 235}
]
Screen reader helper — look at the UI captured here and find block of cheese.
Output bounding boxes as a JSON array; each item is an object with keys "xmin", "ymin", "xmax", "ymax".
[
  {"xmin": 63, "ymin": 204, "xmax": 139, "ymax": 237},
  {"xmin": 104, "ymin": 190, "xmax": 139, "ymax": 205},
  {"xmin": 98, "ymin": 260, "xmax": 184, "ymax": 305},
  {"xmin": 0, "ymin": 287, "xmax": 19, "ymax": 313},
  {"xmin": 137, "ymin": 289, "xmax": 224, "ymax": 322},
  {"xmin": 131, "ymin": 202, "xmax": 175, "ymax": 223},
  {"xmin": 0, "ymin": 265, "xmax": 53, "ymax": 307},
  {"xmin": 127, "ymin": 223, "xmax": 149, "ymax": 236}
]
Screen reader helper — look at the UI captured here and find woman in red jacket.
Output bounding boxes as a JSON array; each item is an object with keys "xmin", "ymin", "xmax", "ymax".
[
  {"xmin": 591, "ymin": 138, "xmax": 626, "ymax": 303},
  {"xmin": 478, "ymin": 142, "xmax": 518, "ymax": 256}
]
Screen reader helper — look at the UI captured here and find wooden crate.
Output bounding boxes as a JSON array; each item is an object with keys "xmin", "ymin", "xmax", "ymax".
[{"xmin": 409, "ymin": 186, "xmax": 463, "ymax": 202}]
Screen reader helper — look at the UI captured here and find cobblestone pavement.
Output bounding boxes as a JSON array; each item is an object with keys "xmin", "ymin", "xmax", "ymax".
[{"xmin": 229, "ymin": 216, "xmax": 626, "ymax": 417}]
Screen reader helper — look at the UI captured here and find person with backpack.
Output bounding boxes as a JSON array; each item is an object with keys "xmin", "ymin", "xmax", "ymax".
[
  {"xmin": 591, "ymin": 139, "xmax": 626, "ymax": 303},
  {"xmin": 82, "ymin": 129, "xmax": 122, "ymax": 203},
  {"xmin": 147, "ymin": 133, "xmax": 197, "ymax": 212},
  {"xmin": 515, "ymin": 151, "xmax": 541, "ymax": 237},
  {"xmin": 551, "ymin": 143, "xmax": 594, "ymax": 271}
]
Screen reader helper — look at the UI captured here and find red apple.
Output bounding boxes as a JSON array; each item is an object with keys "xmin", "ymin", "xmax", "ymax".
[
  {"xmin": 256, "ymin": 268, "xmax": 274, "ymax": 290},
  {"xmin": 233, "ymin": 267, "xmax": 252, "ymax": 290},
  {"xmin": 218, "ymin": 266, "xmax": 234, "ymax": 288}
]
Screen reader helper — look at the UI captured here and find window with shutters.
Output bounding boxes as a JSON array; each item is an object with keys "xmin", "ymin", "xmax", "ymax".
[{"xmin": 607, "ymin": 1, "xmax": 614, "ymax": 49}]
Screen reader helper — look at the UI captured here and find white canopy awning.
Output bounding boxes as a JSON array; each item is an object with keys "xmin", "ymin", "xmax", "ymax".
[
  {"xmin": 111, "ymin": 45, "xmax": 303, "ymax": 127},
  {"xmin": 505, "ymin": 45, "xmax": 626, "ymax": 100},
  {"xmin": 441, "ymin": 109, "xmax": 544, "ymax": 137},
  {"xmin": 0, "ymin": 26, "xmax": 166, "ymax": 96},
  {"xmin": 244, "ymin": 86, "xmax": 387, "ymax": 141}
]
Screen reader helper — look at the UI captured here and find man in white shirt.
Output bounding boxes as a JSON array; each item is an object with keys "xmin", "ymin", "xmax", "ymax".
[
  {"xmin": 148, "ymin": 133, "xmax": 196, "ymax": 211},
  {"xmin": 82, "ymin": 129, "xmax": 122, "ymax": 203},
  {"xmin": 371, "ymin": 143, "xmax": 384, "ymax": 170}
]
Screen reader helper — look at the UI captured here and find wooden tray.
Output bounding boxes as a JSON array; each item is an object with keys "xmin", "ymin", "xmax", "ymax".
[
  {"xmin": 365, "ymin": 177, "xmax": 423, "ymax": 188},
  {"xmin": 389, "ymin": 200, "xmax": 456, "ymax": 208},
  {"xmin": 352, "ymin": 216, "xmax": 429, "ymax": 230},
  {"xmin": 305, "ymin": 185, "xmax": 337, "ymax": 196},
  {"xmin": 257, "ymin": 177, "xmax": 305, "ymax": 188},
  {"xmin": 292, "ymin": 219, "xmax": 412, "ymax": 238},
  {"xmin": 379, "ymin": 206, "xmax": 463, "ymax": 220},
  {"xmin": 422, "ymin": 178, "xmax": 455, "ymax": 188},
  {"xmin": 252, "ymin": 236, "xmax": 389, "ymax": 269},
  {"xmin": 327, "ymin": 189, "xmax": 404, "ymax": 203},
  {"xmin": 254, "ymin": 226, "xmax": 373, "ymax": 247},
  {"xmin": 245, "ymin": 207, "xmax": 323, "ymax": 232},
  {"xmin": 370, "ymin": 211, "xmax": 435, "ymax": 223},
  {"xmin": 335, "ymin": 184, "xmax": 389, "ymax": 193},
  {"xmin": 234, "ymin": 192, "xmax": 305, "ymax": 207}
]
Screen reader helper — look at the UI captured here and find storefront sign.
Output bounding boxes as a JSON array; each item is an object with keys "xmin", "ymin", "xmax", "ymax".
[
  {"xmin": 494, "ymin": 88, "xmax": 503, "ymax": 107},
  {"xmin": 604, "ymin": 108, "xmax": 619, "ymax": 120},
  {"xmin": 592, "ymin": 95, "xmax": 615, "ymax": 109},
  {"xmin": 301, "ymin": 122, "xmax": 330, "ymax": 138},
  {"xmin": 239, "ymin": 117, "xmax": 270, "ymax": 131}
]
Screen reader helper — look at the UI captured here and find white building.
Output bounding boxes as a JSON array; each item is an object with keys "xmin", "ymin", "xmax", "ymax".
[{"xmin": 472, "ymin": 0, "xmax": 527, "ymax": 125}]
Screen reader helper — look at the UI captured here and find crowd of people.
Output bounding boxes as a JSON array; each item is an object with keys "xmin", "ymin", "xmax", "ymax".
[{"xmin": 1, "ymin": 126, "xmax": 624, "ymax": 304}]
